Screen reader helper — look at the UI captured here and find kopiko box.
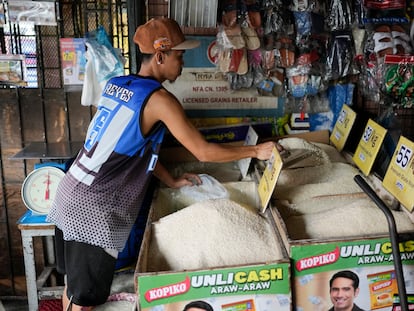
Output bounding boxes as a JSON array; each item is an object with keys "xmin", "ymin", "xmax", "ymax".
[
  {"xmin": 267, "ymin": 132, "xmax": 414, "ymax": 311},
  {"xmin": 134, "ymin": 167, "xmax": 292, "ymax": 311},
  {"xmin": 136, "ymin": 262, "xmax": 291, "ymax": 311},
  {"xmin": 289, "ymin": 235, "xmax": 414, "ymax": 311}
]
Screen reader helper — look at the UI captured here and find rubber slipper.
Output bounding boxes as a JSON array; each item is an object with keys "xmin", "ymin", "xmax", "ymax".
[
  {"xmin": 391, "ymin": 25, "xmax": 412, "ymax": 55},
  {"xmin": 218, "ymin": 49, "xmax": 232, "ymax": 73},
  {"xmin": 224, "ymin": 25, "xmax": 246, "ymax": 49},
  {"xmin": 221, "ymin": 0, "xmax": 237, "ymax": 28},
  {"xmin": 247, "ymin": 48, "xmax": 262, "ymax": 67},
  {"xmin": 246, "ymin": 1, "xmax": 261, "ymax": 29},
  {"xmin": 263, "ymin": 49, "xmax": 275, "ymax": 70},
  {"xmin": 277, "ymin": 37, "xmax": 295, "ymax": 68},
  {"xmin": 241, "ymin": 26, "xmax": 260, "ymax": 50},
  {"xmin": 237, "ymin": 48, "xmax": 249, "ymax": 75},
  {"xmin": 373, "ymin": 25, "xmax": 396, "ymax": 57},
  {"xmin": 228, "ymin": 48, "xmax": 245, "ymax": 73}
]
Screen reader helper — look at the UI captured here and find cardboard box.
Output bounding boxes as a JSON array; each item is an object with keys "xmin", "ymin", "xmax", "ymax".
[
  {"xmin": 266, "ymin": 133, "xmax": 414, "ymax": 311},
  {"xmin": 137, "ymin": 129, "xmax": 414, "ymax": 311},
  {"xmin": 285, "ymin": 234, "xmax": 414, "ymax": 311},
  {"xmin": 135, "ymin": 179, "xmax": 292, "ymax": 311}
]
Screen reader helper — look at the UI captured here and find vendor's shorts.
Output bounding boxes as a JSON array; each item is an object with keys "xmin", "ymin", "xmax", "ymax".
[{"xmin": 55, "ymin": 227, "xmax": 116, "ymax": 306}]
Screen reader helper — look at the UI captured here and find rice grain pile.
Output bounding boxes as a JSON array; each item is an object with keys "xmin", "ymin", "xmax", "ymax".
[
  {"xmin": 273, "ymin": 137, "xmax": 414, "ymax": 240},
  {"xmin": 278, "ymin": 137, "xmax": 331, "ymax": 166},
  {"xmin": 282, "ymin": 197, "xmax": 414, "ymax": 240},
  {"xmin": 147, "ymin": 198, "xmax": 283, "ymax": 272}
]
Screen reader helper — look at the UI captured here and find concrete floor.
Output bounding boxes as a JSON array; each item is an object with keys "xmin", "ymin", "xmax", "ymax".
[
  {"xmin": 0, "ymin": 298, "xmax": 136, "ymax": 310},
  {"xmin": 0, "ymin": 299, "xmax": 29, "ymax": 311},
  {"xmin": 0, "ymin": 271, "xmax": 136, "ymax": 311}
]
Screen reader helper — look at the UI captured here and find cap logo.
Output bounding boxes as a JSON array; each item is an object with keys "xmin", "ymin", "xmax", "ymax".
[{"xmin": 153, "ymin": 37, "xmax": 172, "ymax": 51}]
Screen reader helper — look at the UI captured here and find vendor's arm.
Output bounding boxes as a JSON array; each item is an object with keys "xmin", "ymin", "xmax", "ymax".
[
  {"xmin": 153, "ymin": 161, "xmax": 202, "ymax": 189},
  {"xmin": 144, "ymin": 90, "xmax": 279, "ymax": 163}
]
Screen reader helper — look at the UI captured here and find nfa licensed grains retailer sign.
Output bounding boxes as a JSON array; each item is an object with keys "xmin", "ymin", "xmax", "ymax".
[{"xmin": 163, "ymin": 68, "xmax": 282, "ymax": 117}]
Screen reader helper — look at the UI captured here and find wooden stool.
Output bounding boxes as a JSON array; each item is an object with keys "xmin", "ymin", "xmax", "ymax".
[{"xmin": 17, "ymin": 211, "xmax": 64, "ymax": 311}]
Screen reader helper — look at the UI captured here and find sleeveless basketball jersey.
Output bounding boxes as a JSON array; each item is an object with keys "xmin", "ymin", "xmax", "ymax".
[{"xmin": 47, "ymin": 75, "xmax": 165, "ymax": 250}]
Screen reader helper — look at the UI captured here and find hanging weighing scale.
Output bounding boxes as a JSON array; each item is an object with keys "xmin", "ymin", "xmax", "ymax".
[{"xmin": 21, "ymin": 166, "xmax": 66, "ymax": 215}]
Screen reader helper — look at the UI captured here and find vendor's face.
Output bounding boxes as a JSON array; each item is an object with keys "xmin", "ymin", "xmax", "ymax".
[
  {"xmin": 163, "ymin": 50, "xmax": 185, "ymax": 82},
  {"xmin": 330, "ymin": 277, "xmax": 359, "ymax": 311}
]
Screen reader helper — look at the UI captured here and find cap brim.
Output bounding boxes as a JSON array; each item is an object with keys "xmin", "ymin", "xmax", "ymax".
[{"xmin": 171, "ymin": 39, "xmax": 200, "ymax": 50}]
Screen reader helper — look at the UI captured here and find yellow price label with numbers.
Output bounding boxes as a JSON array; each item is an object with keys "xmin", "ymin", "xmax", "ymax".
[
  {"xmin": 258, "ymin": 146, "xmax": 283, "ymax": 213},
  {"xmin": 330, "ymin": 104, "xmax": 356, "ymax": 151},
  {"xmin": 62, "ymin": 50, "xmax": 75, "ymax": 62},
  {"xmin": 383, "ymin": 136, "xmax": 414, "ymax": 212},
  {"xmin": 352, "ymin": 119, "xmax": 387, "ymax": 176}
]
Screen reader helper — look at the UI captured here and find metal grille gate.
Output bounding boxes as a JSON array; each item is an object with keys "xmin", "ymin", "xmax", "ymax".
[{"xmin": 0, "ymin": 0, "xmax": 130, "ymax": 89}]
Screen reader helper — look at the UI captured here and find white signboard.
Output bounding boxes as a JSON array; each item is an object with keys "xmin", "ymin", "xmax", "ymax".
[{"xmin": 163, "ymin": 68, "xmax": 279, "ymax": 112}]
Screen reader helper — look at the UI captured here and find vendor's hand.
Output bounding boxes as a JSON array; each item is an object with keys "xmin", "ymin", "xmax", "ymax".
[
  {"xmin": 169, "ymin": 173, "xmax": 202, "ymax": 189},
  {"xmin": 256, "ymin": 141, "xmax": 284, "ymax": 160}
]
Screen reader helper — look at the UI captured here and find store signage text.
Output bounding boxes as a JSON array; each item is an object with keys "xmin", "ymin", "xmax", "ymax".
[
  {"xmin": 144, "ymin": 268, "xmax": 284, "ymax": 302},
  {"xmin": 296, "ymin": 240, "xmax": 414, "ymax": 272},
  {"xmin": 145, "ymin": 276, "xmax": 190, "ymax": 302},
  {"xmin": 341, "ymin": 240, "xmax": 414, "ymax": 257},
  {"xmin": 182, "ymin": 96, "xmax": 258, "ymax": 104},
  {"xmin": 296, "ymin": 247, "xmax": 340, "ymax": 271}
]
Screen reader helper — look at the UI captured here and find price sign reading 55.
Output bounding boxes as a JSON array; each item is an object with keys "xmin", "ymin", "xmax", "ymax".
[
  {"xmin": 395, "ymin": 144, "xmax": 412, "ymax": 169},
  {"xmin": 383, "ymin": 136, "xmax": 414, "ymax": 212}
]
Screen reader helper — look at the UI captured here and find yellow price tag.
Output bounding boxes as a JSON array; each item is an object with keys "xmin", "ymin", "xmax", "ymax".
[
  {"xmin": 258, "ymin": 146, "xmax": 283, "ymax": 213},
  {"xmin": 62, "ymin": 50, "xmax": 75, "ymax": 62},
  {"xmin": 383, "ymin": 136, "xmax": 414, "ymax": 212},
  {"xmin": 352, "ymin": 119, "xmax": 387, "ymax": 176},
  {"xmin": 330, "ymin": 104, "xmax": 356, "ymax": 151}
]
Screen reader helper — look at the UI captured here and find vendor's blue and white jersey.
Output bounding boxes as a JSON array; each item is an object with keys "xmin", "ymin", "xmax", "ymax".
[{"xmin": 47, "ymin": 75, "xmax": 165, "ymax": 251}]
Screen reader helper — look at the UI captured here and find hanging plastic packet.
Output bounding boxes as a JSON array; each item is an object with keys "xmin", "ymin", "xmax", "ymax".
[
  {"xmin": 81, "ymin": 26, "xmax": 125, "ymax": 107},
  {"xmin": 179, "ymin": 174, "xmax": 229, "ymax": 201},
  {"xmin": 326, "ymin": 0, "xmax": 353, "ymax": 31},
  {"xmin": 286, "ymin": 65, "xmax": 311, "ymax": 98},
  {"xmin": 326, "ymin": 30, "xmax": 357, "ymax": 80},
  {"xmin": 383, "ymin": 55, "xmax": 414, "ymax": 107}
]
